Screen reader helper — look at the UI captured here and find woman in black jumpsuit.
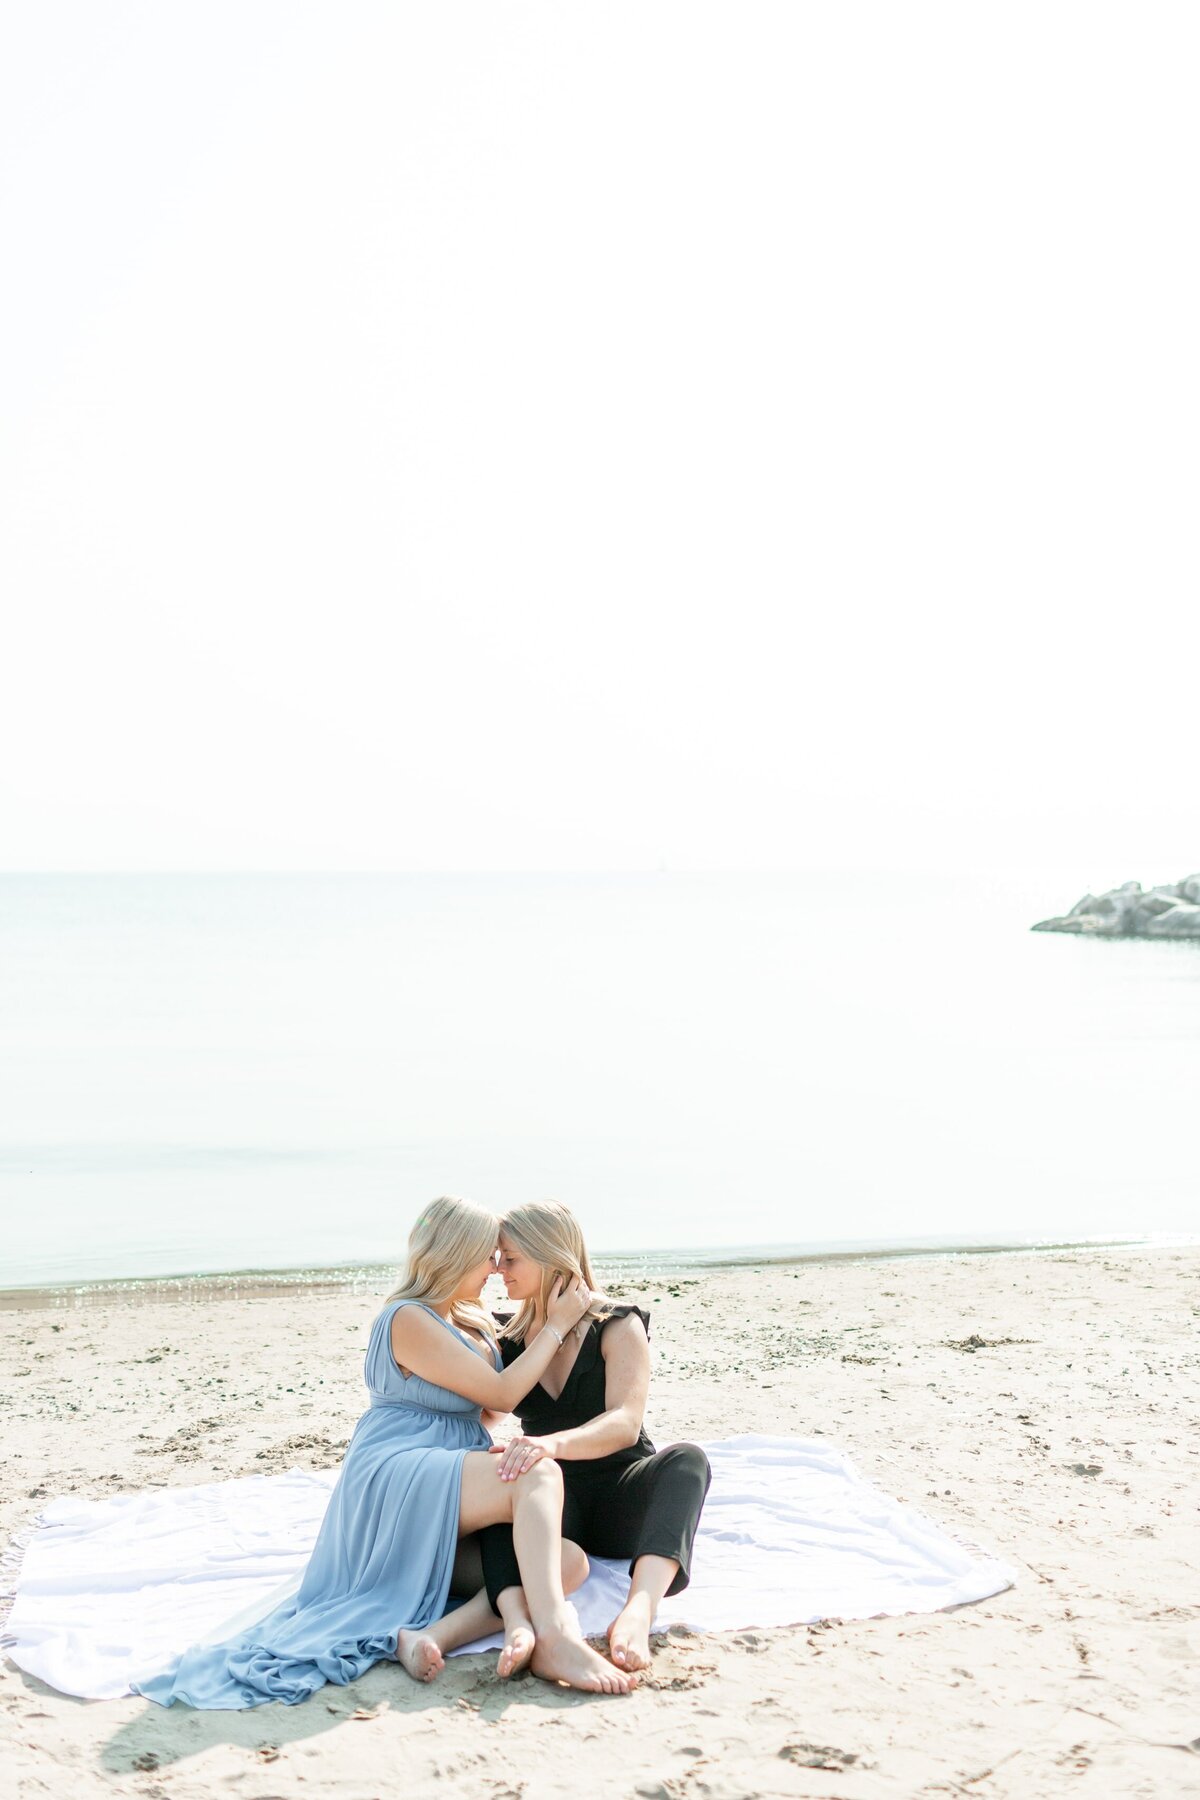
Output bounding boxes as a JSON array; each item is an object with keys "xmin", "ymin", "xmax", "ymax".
[{"xmin": 479, "ymin": 1202, "xmax": 711, "ymax": 1674}]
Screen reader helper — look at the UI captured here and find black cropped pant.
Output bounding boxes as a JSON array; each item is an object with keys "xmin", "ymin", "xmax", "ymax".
[{"xmin": 479, "ymin": 1441, "xmax": 711, "ymax": 1612}]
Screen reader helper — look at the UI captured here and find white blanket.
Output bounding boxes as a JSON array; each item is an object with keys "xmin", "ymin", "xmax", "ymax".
[{"xmin": 2, "ymin": 1435, "xmax": 1015, "ymax": 1700}]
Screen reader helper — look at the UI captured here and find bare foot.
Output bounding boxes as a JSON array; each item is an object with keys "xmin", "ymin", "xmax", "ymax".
[
  {"xmin": 496, "ymin": 1622, "xmax": 535, "ymax": 1679},
  {"xmin": 396, "ymin": 1628, "xmax": 445, "ymax": 1683},
  {"xmin": 531, "ymin": 1628, "xmax": 635, "ymax": 1695},
  {"xmin": 607, "ymin": 1591, "xmax": 654, "ymax": 1672}
]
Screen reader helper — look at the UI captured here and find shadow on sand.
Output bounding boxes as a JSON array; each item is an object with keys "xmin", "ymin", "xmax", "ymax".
[{"xmin": 13, "ymin": 1648, "xmax": 595, "ymax": 1780}]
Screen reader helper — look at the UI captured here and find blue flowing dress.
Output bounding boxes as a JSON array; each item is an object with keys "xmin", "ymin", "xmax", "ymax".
[{"xmin": 135, "ymin": 1299, "xmax": 499, "ymax": 1709}]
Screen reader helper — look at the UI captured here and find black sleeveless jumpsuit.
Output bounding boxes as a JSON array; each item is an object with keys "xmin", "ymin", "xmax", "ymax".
[{"xmin": 479, "ymin": 1306, "xmax": 711, "ymax": 1610}]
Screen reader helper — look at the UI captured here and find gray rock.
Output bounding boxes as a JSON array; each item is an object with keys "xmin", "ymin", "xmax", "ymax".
[
  {"xmin": 1032, "ymin": 910, "xmax": 1120, "ymax": 935},
  {"xmin": 1034, "ymin": 875, "xmax": 1200, "ymax": 939},
  {"xmin": 1142, "ymin": 902, "xmax": 1200, "ymax": 938},
  {"xmin": 1131, "ymin": 891, "xmax": 1183, "ymax": 921}
]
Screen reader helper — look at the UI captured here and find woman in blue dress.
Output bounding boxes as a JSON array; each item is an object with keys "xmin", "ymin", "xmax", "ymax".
[{"xmin": 136, "ymin": 1196, "xmax": 633, "ymax": 1707}]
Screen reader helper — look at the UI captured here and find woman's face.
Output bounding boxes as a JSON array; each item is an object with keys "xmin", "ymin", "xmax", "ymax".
[
  {"xmin": 497, "ymin": 1230, "xmax": 542, "ymax": 1302},
  {"xmin": 451, "ymin": 1243, "xmax": 501, "ymax": 1304}
]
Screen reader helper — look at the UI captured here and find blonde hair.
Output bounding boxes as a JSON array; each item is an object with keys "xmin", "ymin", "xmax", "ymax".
[
  {"xmin": 499, "ymin": 1199, "xmax": 611, "ymax": 1342},
  {"xmin": 387, "ymin": 1195, "xmax": 499, "ymax": 1347}
]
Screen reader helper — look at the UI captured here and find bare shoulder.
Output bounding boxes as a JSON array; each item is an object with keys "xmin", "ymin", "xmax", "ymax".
[
  {"xmin": 389, "ymin": 1303, "xmax": 440, "ymax": 1346},
  {"xmin": 599, "ymin": 1310, "xmax": 650, "ymax": 1358}
]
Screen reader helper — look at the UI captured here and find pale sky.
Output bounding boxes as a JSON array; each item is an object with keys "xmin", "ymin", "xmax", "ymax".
[{"xmin": 3, "ymin": 4, "xmax": 1197, "ymax": 877}]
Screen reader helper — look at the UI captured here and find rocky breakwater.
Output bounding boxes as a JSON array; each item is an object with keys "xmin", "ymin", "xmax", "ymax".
[{"xmin": 1033, "ymin": 873, "xmax": 1200, "ymax": 938}]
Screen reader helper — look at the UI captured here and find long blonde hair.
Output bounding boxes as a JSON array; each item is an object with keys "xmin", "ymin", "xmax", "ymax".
[
  {"xmin": 387, "ymin": 1195, "xmax": 499, "ymax": 1347},
  {"xmin": 499, "ymin": 1199, "xmax": 611, "ymax": 1341}
]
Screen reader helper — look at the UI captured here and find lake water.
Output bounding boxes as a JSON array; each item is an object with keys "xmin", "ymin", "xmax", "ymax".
[{"xmin": 1, "ymin": 872, "xmax": 1196, "ymax": 1288}]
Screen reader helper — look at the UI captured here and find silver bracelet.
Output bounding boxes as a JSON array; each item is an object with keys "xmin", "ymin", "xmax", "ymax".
[{"xmin": 545, "ymin": 1324, "xmax": 564, "ymax": 1348}]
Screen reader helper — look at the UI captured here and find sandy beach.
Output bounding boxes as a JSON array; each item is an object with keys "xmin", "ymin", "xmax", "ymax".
[{"xmin": 1, "ymin": 1245, "xmax": 1197, "ymax": 1799}]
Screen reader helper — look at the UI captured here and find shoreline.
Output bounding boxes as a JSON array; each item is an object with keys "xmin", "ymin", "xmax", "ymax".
[{"xmin": 0, "ymin": 1231, "xmax": 1174, "ymax": 1311}]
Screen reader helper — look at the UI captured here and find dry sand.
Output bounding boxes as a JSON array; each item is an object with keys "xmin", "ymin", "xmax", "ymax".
[{"xmin": 1, "ymin": 1245, "xmax": 1197, "ymax": 1799}]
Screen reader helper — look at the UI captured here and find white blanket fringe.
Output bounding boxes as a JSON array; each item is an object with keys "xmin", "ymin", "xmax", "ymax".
[
  {"xmin": 0, "ymin": 1526, "xmax": 37, "ymax": 1636},
  {"xmin": 2, "ymin": 1435, "xmax": 1016, "ymax": 1699}
]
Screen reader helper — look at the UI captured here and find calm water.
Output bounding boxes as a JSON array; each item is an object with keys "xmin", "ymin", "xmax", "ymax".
[{"xmin": 1, "ymin": 873, "xmax": 1197, "ymax": 1288}]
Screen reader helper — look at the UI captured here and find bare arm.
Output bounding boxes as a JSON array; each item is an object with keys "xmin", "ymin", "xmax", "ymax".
[
  {"xmin": 389, "ymin": 1282, "xmax": 588, "ymax": 1413},
  {"xmin": 551, "ymin": 1312, "xmax": 649, "ymax": 1459},
  {"xmin": 527, "ymin": 1312, "xmax": 650, "ymax": 1463}
]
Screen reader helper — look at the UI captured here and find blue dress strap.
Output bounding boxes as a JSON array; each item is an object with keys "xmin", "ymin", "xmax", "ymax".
[
  {"xmin": 389, "ymin": 1299, "xmax": 500, "ymax": 1368},
  {"xmin": 388, "ymin": 1299, "xmax": 446, "ymax": 1324}
]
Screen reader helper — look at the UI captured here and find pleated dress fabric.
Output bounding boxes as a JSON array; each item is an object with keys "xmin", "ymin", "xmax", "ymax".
[{"xmin": 134, "ymin": 1300, "xmax": 498, "ymax": 1709}]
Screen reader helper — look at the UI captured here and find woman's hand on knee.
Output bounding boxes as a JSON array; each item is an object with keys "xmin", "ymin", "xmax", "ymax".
[{"xmin": 490, "ymin": 1434, "xmax": 556, "ymax": 1483}]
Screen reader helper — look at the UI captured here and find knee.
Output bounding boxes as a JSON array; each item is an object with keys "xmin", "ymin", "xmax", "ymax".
[
  {"xmin": 516, "ymin": 1455, "xmax": 562, "ymax": 1497},
  {"xmin": 663, "ymin": 1444, "xmax": 711, "ymax": 1490}
]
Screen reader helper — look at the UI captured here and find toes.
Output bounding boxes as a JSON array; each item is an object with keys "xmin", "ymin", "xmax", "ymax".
[
  {"xmin": 609, "ymin": 1627, "xmax": 649, "ymax": 1673},
  {"xmin": 498, "ymin": 1634, "xmax": 532, "ymax": 1680},
  {"xmin": 401, "ymin": 1637, "xmax": 443, "ymax": 1682}
]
